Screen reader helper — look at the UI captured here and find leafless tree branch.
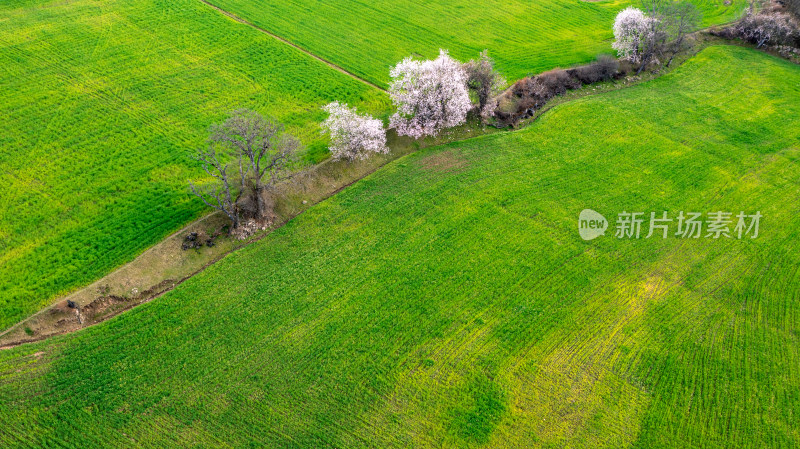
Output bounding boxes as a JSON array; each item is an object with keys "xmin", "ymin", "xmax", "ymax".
[{"xmin": 188, "ymin": 109, "xmax": 301, "ymax": 230}]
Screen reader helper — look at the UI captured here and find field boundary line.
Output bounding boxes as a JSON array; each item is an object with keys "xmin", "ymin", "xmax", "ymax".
[{"xmin": 198, "ymin": 0, "xmax": 386, "ymax": 91}]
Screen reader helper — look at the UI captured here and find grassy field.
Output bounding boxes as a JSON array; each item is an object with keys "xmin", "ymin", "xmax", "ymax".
[
  {"xmin": 1, "ymin": 46, "xmax": 799, "ymax": 447},
  {"xmin": 211, "ymin": 0, "xmax": 747, "ymax": 86},
  {"xmin": 0, "ymin": 0, "xmax": 748, "ymax": 334},
  {"xmin": 0, "ymin": 0, "xmax": 389, "ymax": 331}
]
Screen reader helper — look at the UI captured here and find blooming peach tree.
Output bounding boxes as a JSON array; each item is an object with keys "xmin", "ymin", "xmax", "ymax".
[
  {"xmin": 321, "ymin": 102, "xmax": 387, "ymax": 161},
  {"xmin": 388, "ymin": 50, "xmax": 471, "ymax": 139},
  {"xmin": 612, "ymin": 7, "xmax": 654, "ymax": 63}
]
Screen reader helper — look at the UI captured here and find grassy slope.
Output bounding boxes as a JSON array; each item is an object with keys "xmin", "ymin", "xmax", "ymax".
[
  {"xmin": 2, "ymin": 46, "xmax": 799, "ymax": 448},
  {"xmin": 0, "ymin": 0, "xmax": 388, "ymax": 331},
  {"xmin": 211, "ymin": 0, "xmax": 747, "ymax": 86}
]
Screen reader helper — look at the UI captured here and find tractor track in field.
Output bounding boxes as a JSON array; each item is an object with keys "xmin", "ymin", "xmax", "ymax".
[{"xmin": 198, "ymin": 0, "xmax": 386, "ymax": 91}]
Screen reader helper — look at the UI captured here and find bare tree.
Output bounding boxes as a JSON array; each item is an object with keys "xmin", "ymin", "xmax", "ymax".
[
  {"xmin": 189, "ymin": 145, "xmax": 241, "ymax": 229},
  {"xmin": 665, "ymin": 1, "xmax": 702, "ymax": 67},
  {"xmin": 209, "ymin": 109, "xmax": 300, "ymax": 220},
  {"xmin": 463, "ymin": 50, "xmax": 506, "ymax": 121},
  {"xmin": 189, "ymin": 109, "xmax": 301, "ymax": 230},
  {"xmin": 638, "ymin": 0, "xmax": 670, "ymax": 74}
]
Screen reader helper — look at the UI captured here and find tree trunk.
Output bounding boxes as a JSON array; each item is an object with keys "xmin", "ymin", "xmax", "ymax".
[
  {"xmin": 636, "ymin": 55, "xmax": 650, "ymax": 75},
  {"xmin": 666, "ymin": 47, "xmax": 679, "ymax": 68},
  {"xmin": 667, "ymin": 37, "xmax": 683, "ymax": 68},
  {"xmin": 251, "ymin": 185, "xmax": 271, "ymax": 221}
]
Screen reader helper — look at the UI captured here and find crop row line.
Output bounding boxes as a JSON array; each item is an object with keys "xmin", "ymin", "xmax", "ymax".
[{"xmin": 197, "ymin": 0, "xmax": 386, "ymax": 92}]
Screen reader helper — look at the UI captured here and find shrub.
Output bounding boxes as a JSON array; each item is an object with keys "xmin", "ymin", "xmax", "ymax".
[
  {"xmin": 512, "ymin": 77, "xmax": 539, "ymax": 98},
  {"xmin": 500, "ymin": 57, "xmax": 620, "ymax": 126},
  {"xmin": 569, "ymin": 55, "xmax": 620, "ymax": 84},
  {"xmin": 537, "ymin": 68, "xmax": 581, "ymax": 96},
  {"xmin": 502, "ymin": 67, "xmax": 585, "ymax": 125},
  {"xmin": 321, "ymin": 102, "xmax": 388, "ymax": 161}
]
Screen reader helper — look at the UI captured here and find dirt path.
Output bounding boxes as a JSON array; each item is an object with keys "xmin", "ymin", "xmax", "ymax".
[{"xmin": 198, "ymin": 0, "xmax": 386, "ymax": 91}]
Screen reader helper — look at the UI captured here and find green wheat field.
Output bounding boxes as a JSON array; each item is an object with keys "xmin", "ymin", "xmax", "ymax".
[
  {"xmin": 0, "ymin": 0, "xmax": 746, "ymax": 332},
  {"xmin": 213, "ymin": 0, "xmax": 746, "ymax": 84},
  {"xmin": 1, "ymin": 45, "xmax": 798, "ymax": 447},
  {"xmin": 0, "ymin": 0, "xmax": 389, "ymax": 330}
]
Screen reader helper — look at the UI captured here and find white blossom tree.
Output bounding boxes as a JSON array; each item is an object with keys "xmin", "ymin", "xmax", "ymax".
[
  {"xmin": 612, "ymin": 7, "xmax": 654, "ymax": 63},
  {"xmin": 321, "ymin": 102, "xmax": 388, "ymax": 161},
  {"xmin": 737, "ymin": 11, "xmax": 798, "ymax": 48},
  {"xmin": 388, "ymin": 50, "xmax": 472, "ymax": 139}
]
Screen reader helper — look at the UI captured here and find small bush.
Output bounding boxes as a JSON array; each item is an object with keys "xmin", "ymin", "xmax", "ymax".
[
  {"xmin": 537, "ymin": 68, "xmax": 581, "ymax": 96},
  {"xmin": 516, "ymin": 96, "xmax": 538, "ymax": 113},
  {"xmin": 181, "ymin": 232, "xmax": 206, "ymax": 251},
  {"xmin": 511, "ymin": 77, "xmax": 539, "ymax": 98},
  {"xmin": 463, "ymin": 50, "xmax": 506, "ymax": 117},
  {"xmin": 711, "ymin": 26, "xmax": 739, "ymax": 40},
  {"xmin": 569, "ymin": 55, "xmax": 620, "ymax": 84},
  {"xmin": 502, "ymin": 57, "xmax": 621, "ymax": 126}
]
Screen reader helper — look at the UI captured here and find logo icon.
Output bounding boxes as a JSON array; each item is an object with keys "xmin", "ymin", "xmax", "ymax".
[{"xmin": 578, "ymin": 209, "xmax": 608, "ymax": 241}]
